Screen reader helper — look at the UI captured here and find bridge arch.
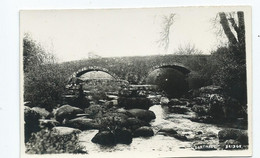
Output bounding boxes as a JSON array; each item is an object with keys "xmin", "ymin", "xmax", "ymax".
[
  {"xmin": 142, "ymin": 63, "xmax": 191, "ymax": 98},
  {"xmin": 140, "ymin": 63, "xmax": 190, "ymax": 84},
  {"xmin": 67, "ymin": 66, "xmax": 120, "ymax": 84}
]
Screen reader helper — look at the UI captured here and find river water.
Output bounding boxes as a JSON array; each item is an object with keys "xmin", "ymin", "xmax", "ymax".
[{"xmin": 78, "ymin": 104, "xmax": 227, "ymax": 156}]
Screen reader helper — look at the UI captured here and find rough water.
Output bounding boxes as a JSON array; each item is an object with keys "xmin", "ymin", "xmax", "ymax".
[{"xmin": 78, "ymin": 104, "xmax": 228, "ymax": 156}]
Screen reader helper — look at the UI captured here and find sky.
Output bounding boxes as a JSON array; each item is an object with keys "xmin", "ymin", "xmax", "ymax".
[{"xmin": 20, "ymin": 7, "xmax": 250, "ymax": 62}]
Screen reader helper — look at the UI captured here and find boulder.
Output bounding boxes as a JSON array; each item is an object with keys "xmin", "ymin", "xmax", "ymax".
[
  {"xmin": 125, "ymin": 117, "xmax": 150, "ymax": 131},
  {"xmin": 66, "ymin": 117, "xmax": 97, "ymax": 130},
  {"xmin": 218, "ymin": 129, "xmax": 248, "ymax": 145},
  {"xmin": 158, "ymin": 128, "xmax": 177, "ymax": 135},
  {"xmin": 32, "ymin": 107, "xmax": 50, "ymax": 118},
  {"xmin": 127, "ymin": 109, "xmax": 156, "ymax": 122},
  {"xmin": 54, "ymin": 105, "xmax": 84, "ymax": 123},
  {"xmin": 91, "ymin": 131, "xmax": 116, "ymax": 145},
  {"xmin": 52, "ymin": 126, "xmax": 81, "ymax": 136},
  {"xmin": 114, "ymin": 128, "xmax": 133, "ymax": 144},
  {"xmin": 118, "ymin": 97, "xmax": 152, "ymax": 110},
  {"xmin": 172, "ymin": 133, "xmax": 188, "ymax": 141},
  {"xmin": 160, "ymin": 97, "xmax": 169, "ymax": 105},
  {"xmin": 133, "ymin": 126, "xmax": 154, "ymax": 137}
]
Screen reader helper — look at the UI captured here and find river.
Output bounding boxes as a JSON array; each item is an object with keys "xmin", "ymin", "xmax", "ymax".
[{"xmin": 78, "ymin": 104, "xmax": 228, "ymax": 156}]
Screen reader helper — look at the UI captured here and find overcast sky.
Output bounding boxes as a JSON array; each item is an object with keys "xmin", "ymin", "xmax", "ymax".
[{"xmin": 20, "ymin": 7, "xmax": 250, "ymax": 62}]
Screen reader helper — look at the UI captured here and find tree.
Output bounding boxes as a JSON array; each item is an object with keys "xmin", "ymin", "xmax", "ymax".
[
  {"xmin": 212, "ymin": 11, "xmax": 247, "ymax": 105},
  {"xmin": 23, "ymin": 34, "xmax": 66, "ymax": 110},
  {"xmin": 218, "ymin": 11, "xmax": 246, "ymax": 62},
  {"xmin": 23, "ymin": 33, "xmax": 55, "ymax": 73},
  {"xmin": 157, "ymin": 13, "xmax": 176, "ymax": 51}
]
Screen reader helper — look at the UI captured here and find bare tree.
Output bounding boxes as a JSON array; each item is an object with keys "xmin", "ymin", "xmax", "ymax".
[
  {"xmin": 157, "ymin": 13, "xmax": 176, "ymax": 51},
  {"xmin": 176, "ymin": 43, "xmax": 202, "ymax": 55}
]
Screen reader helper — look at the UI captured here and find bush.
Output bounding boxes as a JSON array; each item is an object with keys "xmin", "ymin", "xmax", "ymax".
[
  {"xmin": 26, "ymin": 129, "xmax": 86, "ymax": 154},
  {"xmin": 24, "ymin": 64, "xmax": 67, "ymax": 111},
  {"xmin": 211, "ymin": 46, "xmax": 247, "ymax": 105}
]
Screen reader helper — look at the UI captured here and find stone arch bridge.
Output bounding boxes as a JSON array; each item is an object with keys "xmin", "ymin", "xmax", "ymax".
[{"xmin": 67, "ymin": 64, "xmax": 190, "ymax": 85}]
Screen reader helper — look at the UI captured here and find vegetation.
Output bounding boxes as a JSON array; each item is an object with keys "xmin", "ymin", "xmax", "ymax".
[
  {"xmin": 26, "ymin": 129, "xmax": 86, "ymax": 154},
  {"xmin": 23, "ymin": 35, "xmax": 68, "ymax": 111}
]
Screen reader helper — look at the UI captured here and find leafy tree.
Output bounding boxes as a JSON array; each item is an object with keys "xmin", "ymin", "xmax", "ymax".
[
  {"xmin": 23, "ymin": 34, "xmax": 66, "ymax": 110},
  {"xmin": 212, "ymin": 11, "xmax": 247, "ymax": 105}
]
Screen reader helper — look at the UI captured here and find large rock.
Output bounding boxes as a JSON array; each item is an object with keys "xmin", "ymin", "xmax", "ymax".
[
  {"xmin": 160, "ymin": 97, "xmax": 169, "ymax": 105},
  {"xmin": 158, "ymin": 128, "xmax": 177, "ymax": 135},
  {"xmin": 54, "ymin": 105, "xmax": 84, "ymax": 123},
  {"xmin": 172, "ymin": 133, "xmax": 188, "ymax": 141},
  {"xmin": 125, "ymin": 117, "xmax": 150, "ymax": 131},
  {"xmin": 66, "ymin": 117, "xmax": 97, "ymax": 130},
  {"xmin": 133, "ymin": 126, "xmax": 154, "ymax": 137},
  {"xmin": 118, "ymin": 97, "xmax": 152, "ymax": 110},
  {"xmin": 91, "ymin": 131, "xmax": 116, "ymax": 145},
  {"xmin": 52, "ymin": 126, "xmax": 81, "ymax": 136},
  {"xmin": 127, "ymin": 109, "xmax": 156, "ymax": 122},
  {"xmin": 114, "ymin": 128, "xmax": 133, "ymax": 144},
  {"xmin": 32, "ymin": 107, "xmax": 50, "ymax": 118},
  {"xmin": 218, "ymin": 129, "xmax": 248, "ymax": 145}
]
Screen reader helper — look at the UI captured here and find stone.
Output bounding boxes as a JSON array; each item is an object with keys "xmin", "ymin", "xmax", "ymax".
[
  {"xmin": 127, "ymin": 109, "xmax": 156, "ymax": 122},
  {"xmin": 218, "ymin": 129, "xmax": 248, "ymax": 145},
  {"xmin": 91, "ymin": 131, "xmax": 116, "ymax": 145},
  {"xmin": 133, "ymin": 126, "xmax": 154, "ymax": 137},
  {"xmin": 172, "ymin": 133, "xmax": 188, "ymax": 141},
  {"xmin": 54, "ymin": 105, "xmax": 84, "ymax": 123},
  {"xmin": 158, "ymin": 128, "xmax": 177, "ymax": 135},
  {"xmin": 125, "ymin": 117, "xmax": 150, "ymax": 130},
  {"xmin": 52, "ymin": 126, "xmax": 81, "ymax": 136},
  {"xmin": 114, "ymin": 128, "xmax": 133, "ymax": 144},
  {"xmin": 106, "ymin": 95, "xmax": 119, "ymax": 100},
  {"xmin": 32, "ymin": 107, "xmax": 50, "ymax": 118},
  {"xmin": 160, "ymin": 97, "xmax": 169, "ymax": 105},
  {"xmin": 66, "ymin": 117, "xmax": 97, "ymax": 130}
]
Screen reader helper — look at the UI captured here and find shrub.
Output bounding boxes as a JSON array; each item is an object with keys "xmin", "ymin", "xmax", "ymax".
[
  {"xmin": 26, "ymin": 129, "xmax": 87, "ymax": 154},
  {"xmin": 24, "ymin": 64, "xmax": 67, "ymax": 111},
  {"xmin": 211, "ymin": 46, "xmax": 247, "ymax": 105}
]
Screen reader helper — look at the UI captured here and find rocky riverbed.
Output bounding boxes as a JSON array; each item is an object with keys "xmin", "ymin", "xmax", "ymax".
[{"xmin": 24, "ymin": 85, "xmax": 249, "ymax": 154}]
